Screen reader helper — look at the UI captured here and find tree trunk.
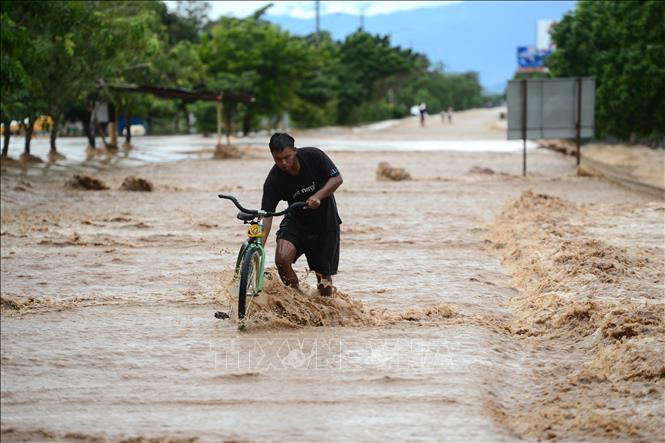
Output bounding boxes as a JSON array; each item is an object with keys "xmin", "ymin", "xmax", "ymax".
[
  {"xmin": 24, "ymin": 116, "xmax": 34, "ymax": 155},
  {"xmin": 174, "ymin": 106, "xmax": 180, "ymax": 134},
  {"xmin": 216, "ymin": 100, "xmax": 222, "ymax": 147},
  {"xmin": 96, "ymin": 120, "xmax": 107, "ymax": 147},
  {"xmin": 107, "ymin": 103, "xmax": 117, "ymax": 149},
  {"xmin": 224, "ymin": 107, "xmax": 232, "ymax": 145},
  {"xmin": 2, "ymin": 119, "xmax": 11, "ymax": 156},
  {"xmin": 125, "ymin": 112, "xmax": 132, "ymax": 145},
  {"xmin": 88, "ymin": 110, "xmax": 96, "ymax": 149},
  {"xmin": 242, "ymin": 111, "xmax": 251, "ymax": 136},
  {"xmin": 108, "ymin": 122, "xmax": 118, "ymax": 148},
  {"xmin": 50, "ymin": 113, "xmax": 60, "ymax": 152},
  {"xmin": 183, "ymin": 103, "xmax": 191, "ymax": 134}
]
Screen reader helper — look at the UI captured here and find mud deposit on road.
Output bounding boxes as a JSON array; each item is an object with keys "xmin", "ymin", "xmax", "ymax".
[{"xmin": 1, "ymin": 131, "xmax": 663, "ymax": 442}]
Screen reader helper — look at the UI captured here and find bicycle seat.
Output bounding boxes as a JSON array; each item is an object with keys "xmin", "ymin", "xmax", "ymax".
[{"xmin": 237, "ymin": 211, "xmax": 255, "ymax": 221}]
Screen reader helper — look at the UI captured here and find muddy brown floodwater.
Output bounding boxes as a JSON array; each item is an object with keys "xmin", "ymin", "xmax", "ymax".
[{"xmin": 2, "ymin": 111, "xmax": 664, "ymax": 442}]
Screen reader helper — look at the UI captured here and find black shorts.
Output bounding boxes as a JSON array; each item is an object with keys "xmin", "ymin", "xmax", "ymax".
[{"xmin": 276, "ymin": 221, "xmax": 340, "ymax": 276}]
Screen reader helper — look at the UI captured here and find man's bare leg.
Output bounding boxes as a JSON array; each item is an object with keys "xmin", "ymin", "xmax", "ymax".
[
  {"xmin": 275, "ymin": 239, "xmax": 299, "ymax": 289},
  {"xmin": 316, "ymin": 273, "xmax": 333, "ymax": 297}
]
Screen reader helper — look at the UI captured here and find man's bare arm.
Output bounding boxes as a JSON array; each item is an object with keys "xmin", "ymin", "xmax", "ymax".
[
  {"xmin": 306, "ymin": 175, "xmax": 343, "ymax": 209},
  {"xmin": 262, "ymin": 216, "xmax": 273, "ymax": 247}
]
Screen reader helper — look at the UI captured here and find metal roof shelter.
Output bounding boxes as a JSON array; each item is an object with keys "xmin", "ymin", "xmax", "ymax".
[{"xmin": 109, "ymin": 83, "xmax": 255, "ymax": 146}]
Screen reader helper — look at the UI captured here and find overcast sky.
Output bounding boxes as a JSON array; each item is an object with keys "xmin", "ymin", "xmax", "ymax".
[{"xmin": 166, "ymin": 1, "xmax": 461, "ymax": 19}]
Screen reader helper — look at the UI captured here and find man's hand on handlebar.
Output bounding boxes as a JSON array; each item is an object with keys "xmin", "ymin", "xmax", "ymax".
[{"xmin": 306, "ymin": 195, "xmax": 321, "ymax": 209}]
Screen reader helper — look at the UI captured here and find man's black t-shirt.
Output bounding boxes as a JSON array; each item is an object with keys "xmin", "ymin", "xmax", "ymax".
[{"xmin": 261, "ymin": 147, "xmax": 341, "ymax": 233}]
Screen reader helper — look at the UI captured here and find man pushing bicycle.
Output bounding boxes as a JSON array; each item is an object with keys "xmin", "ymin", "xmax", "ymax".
[{"xmin": 260, "ymin": 133, "xmax": 343, "ymax": 296}]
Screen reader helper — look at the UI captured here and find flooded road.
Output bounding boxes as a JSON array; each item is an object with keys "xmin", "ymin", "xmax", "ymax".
[{"xmin": 2, "ymin": 111, "xmax": 663, "ymax": 442}]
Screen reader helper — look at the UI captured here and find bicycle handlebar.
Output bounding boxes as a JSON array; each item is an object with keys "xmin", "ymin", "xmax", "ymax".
[{"xmin": 218, "ymin": 194, "xmax": 306, "ymax": 217}]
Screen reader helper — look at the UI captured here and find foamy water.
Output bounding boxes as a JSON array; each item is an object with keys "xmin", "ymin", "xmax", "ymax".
[
  {"xmin": 5, "ymin": 135, "xmax": 216, "ymax": 165},
  {"xmin": 4, "ymin": 133, "xmax": 537, "ymax": 169},
  {"xmin": 1, "ymin": 145, "xmax": 661, "ymax": 442},
  {"xmin": 273, "ymin": 138, "xmax": 538, "ymax": 153}
]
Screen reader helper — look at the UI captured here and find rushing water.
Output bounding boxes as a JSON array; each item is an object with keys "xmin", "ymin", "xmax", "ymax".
[
  {"xmin": 5, "ymin": 133, "xmax": 538, "ymax": 167},
  {"xmin": 1, "ymin": 139, "xmax": 660, "ymax": 442}
]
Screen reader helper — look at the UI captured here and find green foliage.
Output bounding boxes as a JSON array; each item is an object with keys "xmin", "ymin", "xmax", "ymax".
[
  {"xmin": 335, "ymin": 31, "xmax": 417, "ymax": 124},
  {"xmin": 1, "ymin": 0, "xmax": 171, "ymax": 144},
  {"xmin": 1, "ymin": 0, "xmax": 494, "ymax": 138},
  {"xmin": 1, "ymin": 1, "xmax": 55, "ymax": 121},
  {"xmin": 512, "ymin": 71, "xmax": 551, "ymax": 81},
  {"xmin": 145, "ymin": 98, "xmax": 177, "ymax": 134},
  {"xmin": 291, "ymin": 31, "xmax": 341, "ymax": 127},
  {"xmin": 1, "ymin": 9, "xmax": 31, "ymax": 120},
  {"xmin": 199, "ymin": 11, "xmax": 316, "ymax": 131},
  {"xmin": 190, "ymin": 101, "xmax": 217, "ymax": 134},
  {"xmin": 483, "ymin": 93, "xmax": 506, "ymax": 108},
  {"xmin": 389, "ymin": 61, "xmax": 486, "ymax": 118},
  {"xmin": 548, "ymin": 0, "xmax": 665, "ymax": 143},
  {"xmin": 156, "ymin": 0, "xmax": 209, "ymax": 45}
]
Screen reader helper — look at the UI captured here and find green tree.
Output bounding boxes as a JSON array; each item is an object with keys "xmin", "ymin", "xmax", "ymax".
[
  {"xmin": 1, "ymin": 2, "xmax": 52, "ymax": 157},
  {"xmin": 199, "ymin": 7, "xmax": 316, "ymax": 134},
  {"xmin": 0, "ymin": 8, "xmax": 30, "ymax": 156},
  {"xmin": 1, "ymin": 1, "xmax": 166, "ymax": 156},
  {"xmin": 548, "ymin": 0, "xmax": 665, "ymax": 142},
  {"xmin": 336, "ymin": 30, "xmax": 417, "ymax": 124},
  {"xmin": 96, "ymin": 1, "xmax": 165, "ymax": 145},
  {"xmin": 149, "ymin": 1, "xmax": 208, "ymax": 134},
  {"xmin": 147, "ymin": 41, "xmax": 206, "ymax": 134},
  {"xmin": 392, "ymin": 59, "xmax": 485, "ymax": 118},
  {"xmin": 290, "ymin": 31, "xmax": 341, "ymax": 128},
  {"xmin": 158, "ymin": 0, "xmax": 209, "ymax": 45},
  {"xmin": 34, "ymin": 1, "xmax": 119, "ymax": 154}
]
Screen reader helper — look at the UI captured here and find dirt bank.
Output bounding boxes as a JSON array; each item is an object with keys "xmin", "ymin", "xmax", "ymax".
[
  {"xmin": 486, "ymin": 191, "xmax": 664, "ymax": 441},
  {"xmin": 540, "ymin": 139, "xmax": 665, "ymax": 197}
]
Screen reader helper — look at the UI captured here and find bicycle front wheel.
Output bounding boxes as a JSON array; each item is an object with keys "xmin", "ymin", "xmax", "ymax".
[
  {"xmin": 234, "ymin": 242, "xmax": 248, "ymax": 278},
  {"xmin": 238, "ymin": 248, "xmax": 261, "ymax": 319}
]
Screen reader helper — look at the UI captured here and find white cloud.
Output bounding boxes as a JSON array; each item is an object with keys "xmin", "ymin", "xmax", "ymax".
[
  {"xmin": 271, "ymin": 2, "xmax": 317, "ymax": 19},
  {"xmin": 164, "ymin": 1, "xmax": 273, "ymax": 19},
  {"xmin": 324, "ymin": 1, "xmax": 461, "ymax": 17},
  {"xmin": 189, "ymin": 1, "xmax": 461, "ymax": 20}
]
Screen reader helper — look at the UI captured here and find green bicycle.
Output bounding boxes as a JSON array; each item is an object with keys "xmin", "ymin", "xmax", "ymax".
[{"xmin": 218, "ymin": 194, "xmax": 305, "ymax": 320}]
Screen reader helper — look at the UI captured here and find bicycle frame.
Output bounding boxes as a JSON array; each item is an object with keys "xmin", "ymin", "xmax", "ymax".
[
  {"xmin": 234, "ymin": 221, "xmax": 267, "ymax": 292},
  {"xmin": 219, "ymin": 193, "xmax": 305, "ymax": 298}
]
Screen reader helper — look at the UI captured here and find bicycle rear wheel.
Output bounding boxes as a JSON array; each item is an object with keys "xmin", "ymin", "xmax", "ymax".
[{"xmin": 238, "ymin": 248, "xmax": 261, "ymax": 319}]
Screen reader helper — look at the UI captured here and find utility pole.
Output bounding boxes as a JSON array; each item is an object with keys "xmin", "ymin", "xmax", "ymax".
[{"xmin": 315, "ymin": 0, "xmax": 320, "ymax": 48}]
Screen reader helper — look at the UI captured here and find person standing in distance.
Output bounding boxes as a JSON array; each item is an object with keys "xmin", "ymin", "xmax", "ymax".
[
  {"xmin": 419, "ymin": 102, "xmax": 427, "ymax": 127},
  {"xmin": 261, "ymin": 133, "xmax": 343, "ymax": 296}
]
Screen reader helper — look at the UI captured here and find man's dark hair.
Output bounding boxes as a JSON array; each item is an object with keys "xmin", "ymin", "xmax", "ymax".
[{"xmin": 269, "ymin": 133, "xmax": 295, "ymax": 152}]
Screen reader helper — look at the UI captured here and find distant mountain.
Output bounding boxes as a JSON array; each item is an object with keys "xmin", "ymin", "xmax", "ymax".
[{"xmin": 266, "ymin": 1, "xmax": 576, "ymax": 94}]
